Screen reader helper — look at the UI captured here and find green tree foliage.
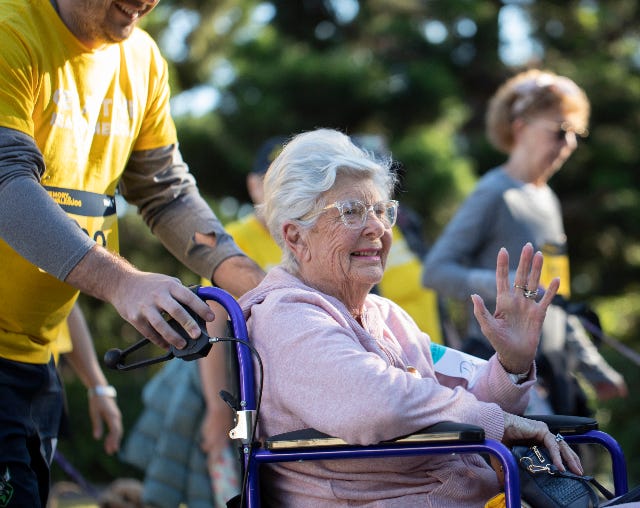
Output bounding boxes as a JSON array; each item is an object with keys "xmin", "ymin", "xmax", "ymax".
[{"xmin": 56, "ymin": 0, "xmax": 640, "ymax": 488}]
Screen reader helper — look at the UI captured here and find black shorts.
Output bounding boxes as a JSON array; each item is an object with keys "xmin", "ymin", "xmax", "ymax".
[{"xmin": 0, "ymin": 356, "xmax": 63, "ymax": 508}]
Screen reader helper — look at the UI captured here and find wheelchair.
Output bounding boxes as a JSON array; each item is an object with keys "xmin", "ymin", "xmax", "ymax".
[{"xmin": 106, "ymin": 285, "xmax": 630, "ymax": 508}]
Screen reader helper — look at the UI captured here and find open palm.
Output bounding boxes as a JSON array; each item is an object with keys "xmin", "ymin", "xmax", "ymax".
[{"xmin": 471, "ymin": 243, "xmax": 560, "ymax": 374}]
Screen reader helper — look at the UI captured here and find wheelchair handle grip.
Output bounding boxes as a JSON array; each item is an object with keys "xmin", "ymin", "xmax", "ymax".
[{"xmin": 103, "ymin": 285, "xmax": 213, "ymax": 370}]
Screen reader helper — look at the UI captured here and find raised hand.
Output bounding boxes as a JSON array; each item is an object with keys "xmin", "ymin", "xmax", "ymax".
[{"xmin": 470, "ymin": 243, "xmax": 560, "ymax": 374}]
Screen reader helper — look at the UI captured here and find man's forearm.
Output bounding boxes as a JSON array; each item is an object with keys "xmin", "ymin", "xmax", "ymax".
[
  {"xmin": 120, "ymin": 145, "xmax": 251, "ymax": 283},
  {"xmin": 0, "ymin": 127, "xmax": 93, "ymax": 279},
  {"xmin": 64, "ymin": 244, "xmax": 137, "ymax": 303},
  {"xmin": 211, "ymin": 254, "xmax": 265, "ymax": 298}
]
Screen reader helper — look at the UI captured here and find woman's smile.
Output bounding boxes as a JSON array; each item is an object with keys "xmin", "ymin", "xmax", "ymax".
[{"xmin": 351, "ymin": 249, "xmax": 381, "ymax": 260}]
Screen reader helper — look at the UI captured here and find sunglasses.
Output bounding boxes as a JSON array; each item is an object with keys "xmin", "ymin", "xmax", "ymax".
[{"xmin": 529, "ymin": 118, "xmax": 588, "ymax": 142}]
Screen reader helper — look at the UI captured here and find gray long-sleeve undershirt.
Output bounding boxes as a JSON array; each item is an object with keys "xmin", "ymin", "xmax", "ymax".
[
  {"xmin": 0, "ymin": 126, "xmax": 243, "ymax": 282},
  {"xmin": 0, "ymin": 128, "xmax": 94, "ymax": 279},
  {"xmin": 118, "ymin": 140, "xmax": 243, "ymax": 281}
]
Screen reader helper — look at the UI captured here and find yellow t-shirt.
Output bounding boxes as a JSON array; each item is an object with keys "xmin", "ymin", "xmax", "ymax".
[
  {"xmin": 208, "ymin": 214, "xmax": 443, "ymax": 343},
  {"xmin": 226, "ymin": 214, "xmax": 282, "ymax": 272},
  {"xmin": 378, "ymin": 227, "xmax": 443, "ymax": 344},
  {"xmin": 0, "ymin": 0, "xmax": 177, "ymax": 363},
  {"xmin": 540, "ymin": 243, "xmax": 571, "ymax": 298},
  {"xmin": 50, "ymin": 320, "xmax": 73, "ymax": 365}
]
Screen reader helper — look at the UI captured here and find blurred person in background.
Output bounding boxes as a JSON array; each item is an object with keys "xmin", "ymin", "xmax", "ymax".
[
  {"xmin": 119, "ymin": 347, "xmax": 238, "ymax": 508},
  {"xmin": 54, "ymin": 303, "xmax": 122, "ymax": 457},
  {"xmin": 224, "ymin": 136, "xmax": 290, "ymax": 273},
  {"xmin": 422, "ymin": 69, "xmax": 627, "ymax": 416}
]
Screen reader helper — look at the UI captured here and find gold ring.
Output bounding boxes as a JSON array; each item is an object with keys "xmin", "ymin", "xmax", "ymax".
[{"xmin": 514, "ymin": 284, "xmax": 528, "ymax": 290}]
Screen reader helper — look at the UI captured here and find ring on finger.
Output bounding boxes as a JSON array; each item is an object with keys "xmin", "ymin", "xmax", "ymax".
[
  {"xmin": 523, "ymin": 289, "xmax": 538, "ymax": 299},
  {"xmin": 555, "ymin": 433, "xmax": 565, "ymax": 443},
  {"xmin": 514, "ymin": 284, "xmax": 528, "ymax": 290}
]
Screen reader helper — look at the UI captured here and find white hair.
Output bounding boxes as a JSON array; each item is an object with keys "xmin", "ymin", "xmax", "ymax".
[{"xmin": 259, "ymin": 128, "xmax": 396, "ymax": 272}]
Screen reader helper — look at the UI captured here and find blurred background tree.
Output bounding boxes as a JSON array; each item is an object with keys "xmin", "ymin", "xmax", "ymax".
[{"xmin": 54, "ymin": 0, "xmax": 640, "ymax": 491}]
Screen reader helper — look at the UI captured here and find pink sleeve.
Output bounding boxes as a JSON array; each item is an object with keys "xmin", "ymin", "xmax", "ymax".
[{"xmin": 250, "ymin": 291, "xmax": 509, "ymax": 445}]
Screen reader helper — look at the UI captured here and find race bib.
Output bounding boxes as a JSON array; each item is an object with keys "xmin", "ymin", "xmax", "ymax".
[{"xmin": 45, "ymin": 186, "xmax": 119, "ymax": 251}]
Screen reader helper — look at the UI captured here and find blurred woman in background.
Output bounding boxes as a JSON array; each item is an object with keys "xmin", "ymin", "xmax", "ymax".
[{"xmin": 423, "ymin": 69, "xmax": 627, "ymax": 416}]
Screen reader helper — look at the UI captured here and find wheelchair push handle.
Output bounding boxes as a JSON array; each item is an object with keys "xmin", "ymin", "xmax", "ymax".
[{"xmin": 103, "ymin": 285, "xmax": 215, "ymax": 371}]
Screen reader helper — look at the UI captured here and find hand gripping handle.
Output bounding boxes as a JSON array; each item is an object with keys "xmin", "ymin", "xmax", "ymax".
[{"xmin": 103, "ymin": 285, "xmax": 213, "ymax": 371}]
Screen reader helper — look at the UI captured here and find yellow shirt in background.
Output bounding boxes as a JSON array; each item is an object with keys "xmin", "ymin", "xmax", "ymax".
[{"xmin": 379, "ymin": 227, "xmax": 443, "ymax": 344}]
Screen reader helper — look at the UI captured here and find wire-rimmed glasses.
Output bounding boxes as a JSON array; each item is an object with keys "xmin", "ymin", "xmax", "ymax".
[{"xmin": 303, "ymin": 199, "xmax": 399, "ymax": 229}]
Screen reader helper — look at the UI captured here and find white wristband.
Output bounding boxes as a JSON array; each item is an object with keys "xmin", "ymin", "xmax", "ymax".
[
  {"xmin": 88, "ymin": 385, "xmax": 117, "ymax": 398},
  {"xmin": 507, "ymin": 370, "xmax": 530, "ymax": 384},
  {"xmin": 497, "ymin": 355, "xmax": 531, "ymax": 384}
]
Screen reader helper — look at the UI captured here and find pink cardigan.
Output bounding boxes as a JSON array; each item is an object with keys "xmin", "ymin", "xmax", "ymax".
[{"xmin": 239, "ymin": 267, "xmax": 534, "ymax": 507}]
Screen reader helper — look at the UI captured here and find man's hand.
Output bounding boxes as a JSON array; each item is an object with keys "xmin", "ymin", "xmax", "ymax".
[
  {"xmin": 65, "ymin": 245, "xmax": 215, "ymax": 350},
  {"xmin": 109, "ymin": 271, "xmax": 214, "ymax": 349}
]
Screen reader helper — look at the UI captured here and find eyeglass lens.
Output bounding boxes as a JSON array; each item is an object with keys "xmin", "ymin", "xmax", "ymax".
[{"xmin": 339, "ymin": 200, "xmax": 397, "ymax": 228}]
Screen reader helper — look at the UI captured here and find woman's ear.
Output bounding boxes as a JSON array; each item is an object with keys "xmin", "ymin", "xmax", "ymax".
[{"xmin": 283, "ymin": 222, "xmax": 310, "ymax": 262}]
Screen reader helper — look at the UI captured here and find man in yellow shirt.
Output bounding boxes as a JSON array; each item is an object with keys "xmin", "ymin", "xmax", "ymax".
[{"xmin": 0, "ymin": 1, "xmax": 263, "ymax": 504}]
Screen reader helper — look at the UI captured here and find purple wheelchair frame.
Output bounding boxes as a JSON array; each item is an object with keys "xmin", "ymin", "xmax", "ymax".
[{"xmin": 200, "ymin": 287, "xmax": 630, "ymax": 508}]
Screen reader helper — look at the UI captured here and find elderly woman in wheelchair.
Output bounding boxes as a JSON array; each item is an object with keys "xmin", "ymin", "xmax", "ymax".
[{"xmin": 237, "ymin": 128, "xmax": 583, "ymax": 507}]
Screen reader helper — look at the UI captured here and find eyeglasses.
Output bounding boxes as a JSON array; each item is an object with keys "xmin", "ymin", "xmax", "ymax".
[
  {"xmin": 529, "ymin": 118, "xmax": 588, "ymax": 142},
  {"xmin": 303, "ymin": 199, "xmax": 399, "ymax": 229}
]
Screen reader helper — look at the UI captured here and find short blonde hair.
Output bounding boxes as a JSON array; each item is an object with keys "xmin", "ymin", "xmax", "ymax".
[{"xmin": 486, "ymin": 69, "xmax": 590, "ymax": 153}]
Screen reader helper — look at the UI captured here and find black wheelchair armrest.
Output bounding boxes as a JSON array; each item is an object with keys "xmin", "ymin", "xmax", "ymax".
[
  {"xmin": 263, "ymin": 421, "xmax": 485, "ymax": 451},
  {"xmin": 525, "ymin": 414, "xmax": 598, "ymax": 435}
]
